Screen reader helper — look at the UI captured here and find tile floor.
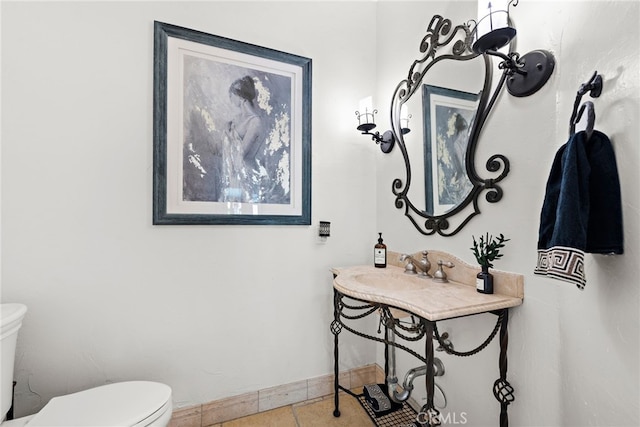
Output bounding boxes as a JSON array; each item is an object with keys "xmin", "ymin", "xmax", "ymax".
[
  {"xmin": 169, "ymin": 365, "xmax": 384, "ymax": 427},
  {"xmin": 202, "ymin": 390, "xmax": 374, "ymax": 427}
]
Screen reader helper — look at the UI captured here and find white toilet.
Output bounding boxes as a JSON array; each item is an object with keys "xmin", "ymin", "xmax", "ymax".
[{"xmin": 1, "ymin": 304, "xmax": 172, "ymax": 426}]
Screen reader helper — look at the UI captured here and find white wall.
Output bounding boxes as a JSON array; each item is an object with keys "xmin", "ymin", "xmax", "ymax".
[
  {"xmin": 1, "ymin": 0, "xmax": 380, "ymax": 416},
  {"xmin": 2, "ymin": 1, "xmax": 638, "ymax": 426},
  {"xmin": 376, "ymin": 1, "xmax": 639, "ymax": 426}
]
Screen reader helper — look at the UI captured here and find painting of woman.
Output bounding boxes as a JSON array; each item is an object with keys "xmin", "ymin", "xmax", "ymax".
[{"xmin": 181, "ymin": 56, "xmax": 292, "ymax": 205}]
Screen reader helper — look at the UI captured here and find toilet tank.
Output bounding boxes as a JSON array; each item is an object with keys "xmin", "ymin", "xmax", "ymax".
[{"xmin": 1, "ymin": 304, "xmax": 28, "ymax": 421}]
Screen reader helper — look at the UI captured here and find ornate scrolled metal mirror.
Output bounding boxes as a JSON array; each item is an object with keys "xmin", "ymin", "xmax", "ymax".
[{"xmin": 384, "ymin": 11, "xmax": 554, "ymax": 236}]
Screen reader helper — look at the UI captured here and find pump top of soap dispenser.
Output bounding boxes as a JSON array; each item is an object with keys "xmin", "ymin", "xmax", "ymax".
[{"xmin": 378, "ymin": 233, "xmax": 383, "ymax": 244}]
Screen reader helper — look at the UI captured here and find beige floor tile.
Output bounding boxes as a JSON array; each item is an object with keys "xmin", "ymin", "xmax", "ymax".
[
  {"xmin": 337, "ymin": 370, "xmax": 352, "ymax": 391},
  {"xmin": 308, "ymin": 371, "xmax": 349, "ymax": 400},
  {"xmin": 307, "ymin": 374, "xmax": 332, "ymax": 400},
  {"xmin": 202, "ymin": 392, "xmax": 258, "ymax": 426},
  {"xmin": 350, "ymin": 365, "xmax": 377, "ymax": 389},
  {"xmin": 175, "ymin": 365, "xmax": 385, "ymax": 427},
  {"xmin": 258, "ymin": 380, "xmax": 307, "ymax": 412},
  {"xmin": 294, "ymin": 394, "xmax": 375, "ymax": 427},
  {"xmin": 375, "ymin": 365, "xmax": 385, "ymax": 384},
  {"xmin": 169, "ymin": 405, "xmax": 202, "ymax": 427},
  {"xmin": 221, "ymin": 406, "xmax": 297, "ymax": 427}
]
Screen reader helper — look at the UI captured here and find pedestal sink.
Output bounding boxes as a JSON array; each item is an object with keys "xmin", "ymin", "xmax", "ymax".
[{"xmin": 332, "ymin": 251, "xmax": 524, "ymax": 321}]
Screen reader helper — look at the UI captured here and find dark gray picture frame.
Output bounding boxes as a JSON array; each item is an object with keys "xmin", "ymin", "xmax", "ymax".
[
  {"xmin": 422, "ymin": 84, "xmax": 478, "ymax": 216},
  {"xmin": 153, "ymin": 22, "xmax": 311, "ymax": 225}
]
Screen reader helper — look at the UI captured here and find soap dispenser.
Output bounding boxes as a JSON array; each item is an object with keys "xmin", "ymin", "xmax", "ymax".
[{"xmin": 374, "ymin": 233, "xmax": 387, "ymax": 268}]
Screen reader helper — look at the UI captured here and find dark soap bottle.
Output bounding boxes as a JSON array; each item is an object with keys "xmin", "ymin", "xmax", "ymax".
[
  {"xmin": 476, "ymin": 266, "xmax": 494, "ymax": 294},
  {"xmin": 374, "ymin": 233, "xmax": 387, "ymax": 268}
]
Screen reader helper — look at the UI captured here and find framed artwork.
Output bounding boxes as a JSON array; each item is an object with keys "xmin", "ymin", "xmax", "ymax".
[
  {"xmin": 153, "ymin": 22, "xmax": 312, "ymax": 225},
  {"xmin": 422, "ymin": 84, "xmax": 479, "ymax": 216}
]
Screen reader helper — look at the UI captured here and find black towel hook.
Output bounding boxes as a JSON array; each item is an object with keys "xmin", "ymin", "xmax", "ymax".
[
  {"xmin": 569, "ymin": 71, "xmax": 603, "ymax": 137},
  {"xmin": 576, "ymin": 101, "xmax": 595, "ymax": 141},
  {"xmin": 578, "ymin": 71, "xmax": 603, "ymax": 98}
]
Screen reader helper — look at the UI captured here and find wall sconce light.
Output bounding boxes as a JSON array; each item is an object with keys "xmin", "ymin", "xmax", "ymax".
[
  {"xmin": 355, "ymin": 96, "xmax": 407, "ymax": 153},
  {"xmin": 355, "ymin": 96, "xmax": 394, "ymax": 153},
  {"xmin": 471, "ymin": 0, "xmax": 555, "ymax": 97}
]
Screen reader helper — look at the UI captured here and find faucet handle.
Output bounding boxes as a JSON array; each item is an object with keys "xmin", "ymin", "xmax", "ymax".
[
  {"xmin": 400, "ymin": 254, "xmax": 417, "ymax": 275},
  {"xmin": 433, "ymin": 260, "xmax": 454, "ymax": 283},
  {"xmin": 419, "ymin": 250, "xmax": 432, "ymax": 277}
]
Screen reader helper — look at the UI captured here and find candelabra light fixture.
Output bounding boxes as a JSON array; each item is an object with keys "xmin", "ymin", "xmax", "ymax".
[
  {"xmin": 470, "ymin": 0, "xmax": 555, "ymax": 97},
  {"xmin": 355, "ymin": 97, "xmax": 411, "ymax": 153}
]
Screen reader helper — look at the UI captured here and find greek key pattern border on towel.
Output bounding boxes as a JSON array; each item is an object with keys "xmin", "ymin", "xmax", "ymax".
[{"xmin": 535, "ymin": 246, "xmax": 586, "ymax": 289}]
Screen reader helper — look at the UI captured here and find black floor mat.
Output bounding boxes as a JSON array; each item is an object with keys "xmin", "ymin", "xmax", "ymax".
[{"xmin": 357, "ymin": 394, "xmax": 421, "ymax": 427}]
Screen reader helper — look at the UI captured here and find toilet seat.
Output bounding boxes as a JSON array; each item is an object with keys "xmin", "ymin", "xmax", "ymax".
[{"xmin": 25, "ymin": 381, "xmax": 171, "ymax": 427}]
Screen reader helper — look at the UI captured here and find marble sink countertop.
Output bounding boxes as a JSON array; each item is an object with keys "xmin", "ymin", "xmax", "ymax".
[{"xmin": 332, "ymin": 250, "xmax": 524, "ymax": 321}]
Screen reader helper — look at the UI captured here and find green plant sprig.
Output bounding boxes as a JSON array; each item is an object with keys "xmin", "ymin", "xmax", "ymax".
[{"xmin": 470, "ymin": 233, "xmax": 510, "ymax": 268}]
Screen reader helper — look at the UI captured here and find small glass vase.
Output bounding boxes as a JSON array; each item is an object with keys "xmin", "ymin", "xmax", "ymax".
[{"xmin": 476, "ymin": 265, "xmax": 494, "ymax": 294}]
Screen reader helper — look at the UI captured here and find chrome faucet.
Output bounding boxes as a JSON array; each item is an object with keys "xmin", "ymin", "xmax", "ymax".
[
  {"xmin": 433, "ymin": 260, "xmax": 454, "ymax": 283},
  {"xmin": 400, "ymin": 251, "xmax": 431, "ymax": 277}
]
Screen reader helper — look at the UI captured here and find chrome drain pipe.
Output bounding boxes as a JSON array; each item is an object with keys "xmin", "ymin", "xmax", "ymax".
[{"xmin": 386, "ymin": 324, "xmax": 445, "ymax": 403}]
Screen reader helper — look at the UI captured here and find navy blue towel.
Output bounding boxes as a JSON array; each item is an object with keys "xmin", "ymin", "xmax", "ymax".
[{"xmin": 535, "ymin": 130, "xmax": 623, "ymax": 289}]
